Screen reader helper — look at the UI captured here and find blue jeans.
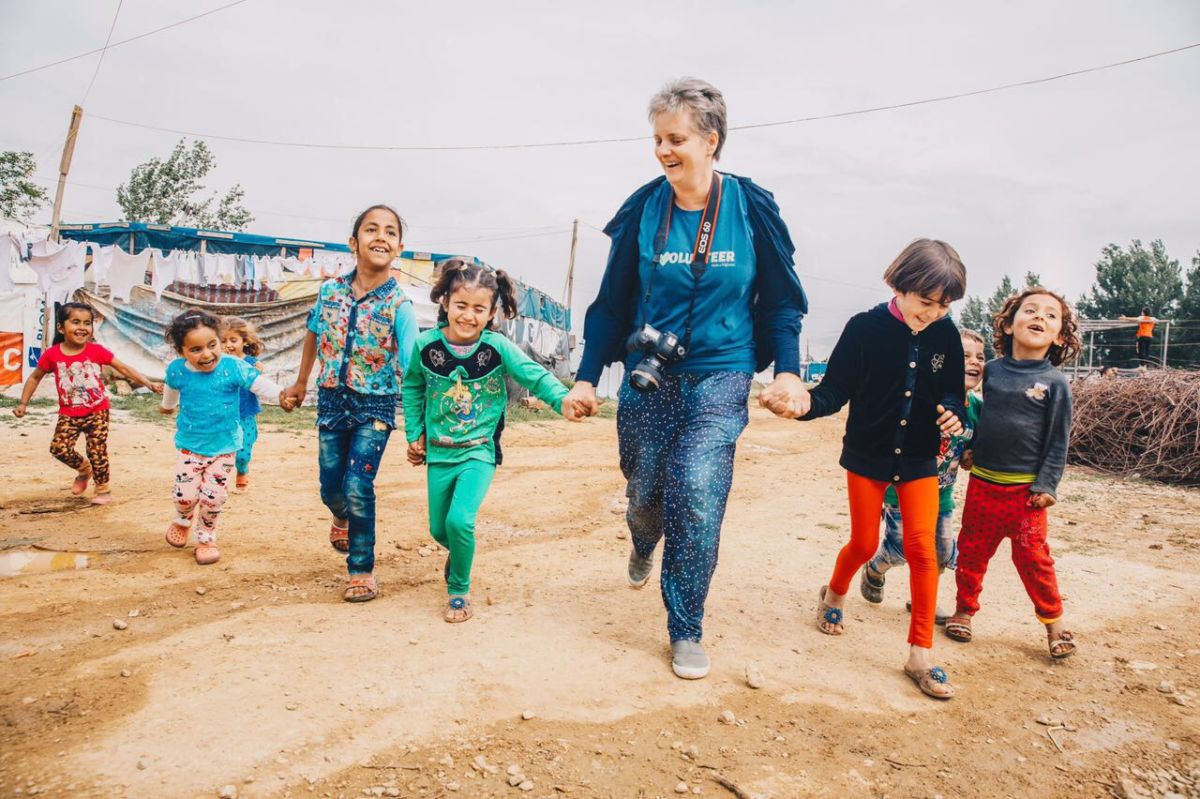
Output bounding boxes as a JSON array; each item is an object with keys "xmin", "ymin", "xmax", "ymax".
[
  {"xmin": 236, "ymin": 415, "xmax": 258, "ymax": 475},
  {"xmin": 868, "ymin": 504, "xmax": 958, "ymax": 574},
  {"xmin": 617, "ymin": 371, "xmax": 751, "ymax": 643},
  {"xmin": 318, "ymin": 422, "xmax": 392, "ymax": 574}
]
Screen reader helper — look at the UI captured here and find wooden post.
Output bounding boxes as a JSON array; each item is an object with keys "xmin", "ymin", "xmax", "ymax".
[
  {"xmin": 48, "ymin": 105, "xmax": 84, "ymax": 242},
  {"xmin": 1162, "ymin": 320, "xmax": 1170, "ymax": 368},
  {"xmin": 562, "ymin": 218, "xmax": 579, "ymax": 360}
]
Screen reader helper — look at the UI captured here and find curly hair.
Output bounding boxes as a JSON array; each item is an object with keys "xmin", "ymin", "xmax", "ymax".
[
  {"xmin": 220, "ymin": 315, "xmax": 265, "ymax": 357},
  {"xmin": 992, "ymin": 287, "xmax": 1081, "ymax": 366},
  {"xmin": 164, "ymin": 307, "xmax": 221, "ymax": 353}
]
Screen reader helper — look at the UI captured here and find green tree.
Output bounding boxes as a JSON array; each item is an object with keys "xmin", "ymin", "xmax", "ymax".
[
  {"xmin": 1077, "ymin": 240, "xmax": 1185, "ymax": 368},
  {"xmin": 957, "ymin": 273, "xmax": 1042, "ymax": 358},
  {"xmin": 1170, "ymin": 251, "xmax": 1200, "ymax": 368},
  {"xmin": 116, "ymin": 139, "xmax": 253, "ymax": 231},
  {"xmin": 0, "ymin": 151, "xmax": 49, "ymax": 222}
]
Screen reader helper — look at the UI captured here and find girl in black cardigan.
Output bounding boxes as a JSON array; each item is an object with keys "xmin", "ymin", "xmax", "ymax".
[{"xmin": 783, "ymin": 239, "xmax": 968, "ymax": 699}]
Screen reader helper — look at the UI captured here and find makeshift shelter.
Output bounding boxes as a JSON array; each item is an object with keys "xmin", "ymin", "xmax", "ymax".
[{"xmin": 53, "ymin": 222, "xmax": 572, "ymax": 383}]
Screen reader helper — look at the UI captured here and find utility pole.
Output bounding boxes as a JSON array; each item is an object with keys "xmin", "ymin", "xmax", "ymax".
[
  {"xmin": 49, "ymin": 105, "xmax": 84, "ymax": 242},
  {"xmin": 562, "ymin": 218, "xmax": 579, "ymax": 360}
]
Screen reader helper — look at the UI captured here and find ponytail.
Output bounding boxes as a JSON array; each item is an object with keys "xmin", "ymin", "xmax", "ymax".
[{"xmin": 429, "ymin": 258, "xmax": 518, "ymax": 329}]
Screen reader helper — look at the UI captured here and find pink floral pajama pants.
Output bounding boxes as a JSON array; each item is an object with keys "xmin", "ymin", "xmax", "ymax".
[{"xmin": 172, "ymin": 450, "xmax": 235, "ymax": 545}]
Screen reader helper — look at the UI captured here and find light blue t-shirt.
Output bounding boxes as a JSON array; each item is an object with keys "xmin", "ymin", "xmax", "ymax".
[
  {"xmin": 166, "ymin": 356, "xmax": 261, "ymax": 457},
  {"xmin": 632, "ymin": 174, "xmax": 757, "ymax": 374}
]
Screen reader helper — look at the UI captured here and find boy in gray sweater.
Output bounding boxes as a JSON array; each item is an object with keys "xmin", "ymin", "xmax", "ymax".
[{"xmin": 946, "ymin": 287, "xmax": 1082, "ymax": 660}]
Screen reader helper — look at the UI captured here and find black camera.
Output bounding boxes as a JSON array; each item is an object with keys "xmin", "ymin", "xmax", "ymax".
[{"xmin": 625, "ymin": 324, "xmax": 686, "ymax": 392}]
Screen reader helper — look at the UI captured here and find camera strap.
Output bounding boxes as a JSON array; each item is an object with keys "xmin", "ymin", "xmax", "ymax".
[{"xmin": 644, "ymin": 171, "xmax": 723, "ymax": 349}]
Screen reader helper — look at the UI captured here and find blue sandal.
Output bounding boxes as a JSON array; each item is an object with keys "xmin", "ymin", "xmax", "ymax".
[
  {"xmin": 444, "ymin": 595, "xmax": 472, "ymax": 623},
  {"xmin": 904, "ymin": 665, "xmax": 955, "ymax": 700},
  {"xmin": 816, "ymin": 585, "xmax": 844, "ymax": 635}
]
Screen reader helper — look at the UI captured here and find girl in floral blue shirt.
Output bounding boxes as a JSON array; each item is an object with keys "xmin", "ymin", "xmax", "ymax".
[{"xmin": 282, "ymin": 205, "xmax": 418, "ymax": 602}]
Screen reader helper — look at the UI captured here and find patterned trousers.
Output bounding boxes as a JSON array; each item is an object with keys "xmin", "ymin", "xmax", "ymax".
[
  {"xmin": 172, "ymin": 450, "xmax": 235, "ymax": 545},
  {"xmin": 954, "ymin": 475, "xmax": 1064, "ymax": 623},
  {"xmin": 49, "ymin": 410, "xmax": 110, "ymax": 486}
]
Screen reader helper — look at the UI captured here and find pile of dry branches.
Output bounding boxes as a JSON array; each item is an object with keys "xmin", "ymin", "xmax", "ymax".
[{"xmin": 1069, "ymin": 370, "xmax": 1200, "ymax": 485}]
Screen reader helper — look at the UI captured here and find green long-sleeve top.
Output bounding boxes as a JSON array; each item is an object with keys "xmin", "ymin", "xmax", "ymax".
[{"xmin": 402, "ymin": 327, "xmax": 569, "ymax": 466}]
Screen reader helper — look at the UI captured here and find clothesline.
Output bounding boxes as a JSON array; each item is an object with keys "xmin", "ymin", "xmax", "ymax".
[{"xmin": 1, "ymin": 231, "xmax": 357, "ymax": 306}]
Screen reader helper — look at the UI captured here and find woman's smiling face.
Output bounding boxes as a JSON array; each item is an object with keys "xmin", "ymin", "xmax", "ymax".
[{"xmin": 653, "ymin": 109, "xmax": 717, "ymax": 190}]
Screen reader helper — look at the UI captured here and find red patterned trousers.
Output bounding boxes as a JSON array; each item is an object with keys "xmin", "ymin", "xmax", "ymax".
[{"xmin": 954, "ymin": 475, "xmax": 1063, "ymax": 623}]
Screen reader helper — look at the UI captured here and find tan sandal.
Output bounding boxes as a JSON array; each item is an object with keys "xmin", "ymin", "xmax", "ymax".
[
  {"xmin": 816, "ymin": 585, "xmax": 844, "ymax": 635},
  {"xmin": 1048, "ymin": 630, "xmax": 1077, "ymax": 659},
  {"xmin": 904, "ymin": 665, "xmax": 955, "ymax": 700},
  {"xmin": 329, "ymin": 521, "xmax": 349, "ymax": 553},
  {"xmin": 166, "ymin": 520, "xmax": 190, "ymax": 548},
  {"xmin": 444, "ymin": 595, "xmax": 472, "ymax": 623},
  {"xmin": 194, "ymin": 544, "xmax": 221, "ymax": 565},
  {"xmin": 945, "ymin": 614, "xmax": 973, "ymax": 643},
  {"xmin": 344, "ymin": 574, "xmax": 377, "ymax": 603}
]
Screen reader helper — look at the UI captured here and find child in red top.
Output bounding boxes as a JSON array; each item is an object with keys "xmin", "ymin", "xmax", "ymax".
[{"xmin": 13, "ymin": 302, "xmax": 161, "ymax": 503}]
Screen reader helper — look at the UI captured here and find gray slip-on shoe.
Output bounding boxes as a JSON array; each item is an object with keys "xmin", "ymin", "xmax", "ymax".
[
  {"xmin": 671, "ymin": 639, "xmax": 710, "ymax": 680},
  {"xmin": 628, "ymin": 547, "xmax": 653, "ymax": 588}
]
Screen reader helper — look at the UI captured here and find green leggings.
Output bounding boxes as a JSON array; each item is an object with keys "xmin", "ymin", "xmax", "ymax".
[{"xmin": 427, "ymin": 460, "xmax": 496, "ymax": 595}]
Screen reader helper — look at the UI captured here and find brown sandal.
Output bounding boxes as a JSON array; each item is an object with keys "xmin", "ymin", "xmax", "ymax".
[
  {"xmin": 945, "ymin": 614, "xmax": 973, "ymax": 643},
  {"xmin": 444, "ymin": 595, "xmax": 472, "ymax": 623},
  {"xmin": 344, "ymin": 574, "xmax": 377, "ymax": 603},
  {"xmin": 816, "ymin": 585, "xmax": 844, "ymax": 636},
  {"xmin": 329, "ymin": 521, "xmax": 350, "ymax": 553},
  {"xmin": 904, "ymin": 665, "xmax": 956, "ymax": 700},
  {"xmin": 1048, "ymin": 630, "xmax": 1076, "ymax": 659}
]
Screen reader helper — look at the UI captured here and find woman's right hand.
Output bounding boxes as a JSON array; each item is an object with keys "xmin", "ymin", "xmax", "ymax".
[
  {"xmin": 564, "ymin": 381, "xmax": 601, "ymax": 418},
  {"xmin": 12, "ymin": 404, "xmax": 26, "ymax": 418}
]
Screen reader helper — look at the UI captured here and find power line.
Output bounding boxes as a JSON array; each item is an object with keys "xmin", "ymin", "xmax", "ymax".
[
  {"xmin": 79, "ymin": 0, "xmax": 124, "ymax": 106},
  {"xmin": 0, "ymin": 0, "xmax": 250, "ymax": 82},
  {"xmin": 85, "ymin": 41, "xmax": 1199, "ymax": 152}
]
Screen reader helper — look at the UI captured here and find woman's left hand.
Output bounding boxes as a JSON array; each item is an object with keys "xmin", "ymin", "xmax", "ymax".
[
  {"xmin": 936, "ymin": 404, "xmax": 963, "ymax": 435},
  {"xmin": 759, "ymin": 372, "xmax": 810, "ymax": 419}
]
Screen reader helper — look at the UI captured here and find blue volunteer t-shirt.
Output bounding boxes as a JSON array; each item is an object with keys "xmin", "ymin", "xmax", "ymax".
[
  {"xmin": 166, "ymin": 355, "xmax": 261, "ymax": 457},
  {"xmin": 239, "ymin": 355, "xmax": 262, "ymax": 418},
  {"xmin": 632, "ymin": 174, "xmax": 757, "ymax": 374}
]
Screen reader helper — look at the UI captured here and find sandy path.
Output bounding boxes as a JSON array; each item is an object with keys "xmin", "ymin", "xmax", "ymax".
[{"xmin": 1, "ymin": 405, "xmax": 1197, "ymax": 798}]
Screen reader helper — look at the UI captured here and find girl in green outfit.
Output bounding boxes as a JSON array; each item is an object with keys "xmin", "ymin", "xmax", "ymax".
[{"xmin": 403, "ymin": 260, "xmax": 583, "ymax": 622}]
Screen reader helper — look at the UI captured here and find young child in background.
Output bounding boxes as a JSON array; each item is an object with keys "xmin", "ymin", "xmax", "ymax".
[
  {"xmin": 12, "ymin": 301, "xmax": 161, "ymax": 504},
  {"xmin": 860, "ymin": 328, "xmax": 986, "ymax": 622},
  {"xmin": 403, "ymin": 260, "xmax": 581, "ymax": 623},
  {"xmin": 220, "ymin": 316, "xmax": 266, "ymax": 490},
  {"xmin": 779, "ymin": 239, "xmax": 968, "ymax": 700},
  {"xmin": 160, "ymin": 308, "xmax": 290, "ymax": 565},
  {"xmin": 947, "ymin": 288, "xmax": 1081, "ymax": 659},
  {"xmin": 281, "ymin": 205, "xmax": 419, "ymax": 602}
]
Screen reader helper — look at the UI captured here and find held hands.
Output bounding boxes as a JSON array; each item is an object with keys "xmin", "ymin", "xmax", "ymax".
[
  {"xmin": 148, "ymin": 382, "xmax": 164, "ymax": 395},
  {"xmin": 563, "ymin": 381, "xmax": 601, "ymax": 419},
  {"xmin": 935, "ymin": 404, "xmax": 963, "ymax": 436},
  {"xmin": 407, "ymin": 435, "xmax": 426, "ymax": 466},
  {"xmin": 280, "ymin": 382, "xmax": 306, "ymax": 411},
  {"xmin": 12, "ymin": 404, "xmax": 27, "ymax": 418},
  {"xmin": 959, "ymin": 449, "xmax": 974, "ymax": 472},
  {"xmin": 1028, "ymin": 492, "xmax": 1056, "ymax": 509},
  {"xmin": 759, "ymin": 373, "xmax": 811, "ymax": 419}
]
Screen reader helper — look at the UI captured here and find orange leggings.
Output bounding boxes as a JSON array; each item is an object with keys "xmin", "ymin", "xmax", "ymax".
[{"xmin": 829, "ymin": 472, "xmax": 940, "ymax": 648}]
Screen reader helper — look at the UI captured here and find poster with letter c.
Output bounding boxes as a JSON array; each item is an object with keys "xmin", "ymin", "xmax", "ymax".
[{"xmin": 0, "ymin": 292, "xmax": 25, "ymax": 386}]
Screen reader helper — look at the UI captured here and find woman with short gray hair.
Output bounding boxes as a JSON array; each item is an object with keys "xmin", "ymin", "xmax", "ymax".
[{"xmin": 564, "ymin": 78, "xmax": 810, "ymax": 679}]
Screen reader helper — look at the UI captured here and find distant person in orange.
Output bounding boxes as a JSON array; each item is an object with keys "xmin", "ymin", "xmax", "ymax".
[{"xmin": 1118, "ymin": 307, "xmax": 1160, "ymax": 366}]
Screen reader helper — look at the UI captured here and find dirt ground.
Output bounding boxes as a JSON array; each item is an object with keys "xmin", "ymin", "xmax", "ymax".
[{"xmin": 1, "ymin": 400, "xmax": 1197, "ymax": 799}]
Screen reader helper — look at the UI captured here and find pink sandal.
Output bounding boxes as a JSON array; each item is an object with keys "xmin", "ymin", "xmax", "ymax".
[
  {"xmin": 90, "ymin": 492, "xmax": 113, "ymax": 506},
  {"xmin": 71, "ymin": 471, "xmax": 90, "ymax": 496},
  {"xmin": 165, "ymin": 521, "xmax": 190, "ymax": 548},
  {"xmin": 194, "ymin": 544, "xmax": 221, "ymax": 565}
]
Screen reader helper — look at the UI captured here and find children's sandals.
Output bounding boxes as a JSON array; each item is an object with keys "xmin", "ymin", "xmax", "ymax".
[
  {"xmin": 165, "ymin": 521, "xmax": 190, "ymax": 548},
  {"xmin": 816, "ymin": 585, "xmax": 844, "ymax": 636},
  {"xmin": 904, "ymin": 665, "xmax": 956, "ymax": 700},
  {"xmin": 71, "ymin": 470, "xmax": 91, "ymax": 496},
  {"xmin": 329, "ymin": 521, "xmax": 350, "ymax": 553},
  {"xmin": 1048, "ymin": 630, "xmax": 1077, "ymax": 659},
  {"xmin": 945, "ymin": 615, "xmax": 973, "ymax": 643},
  {"xmin": 194, "ymin": 544, "xmax": 221, "ymax": 565},
  {"xmin": 89, "ymin": 492, "xmax": 113, "ymax": 506},
  {"xmin": 859, "ymin": 565, "xmax": 885, "ymax": 604},
  {"xmin": 444, "ymin": 595, "xmax": 472, "ymax": 623},
  {"xmin": 343, "ymin": 574, "xmax": 378, "ymax": 603}
]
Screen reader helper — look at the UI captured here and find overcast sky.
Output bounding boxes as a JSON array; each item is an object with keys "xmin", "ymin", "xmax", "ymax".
[{"xmin": 2, "ymin": 1, "xmax": 1198, "ymax": 355}]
